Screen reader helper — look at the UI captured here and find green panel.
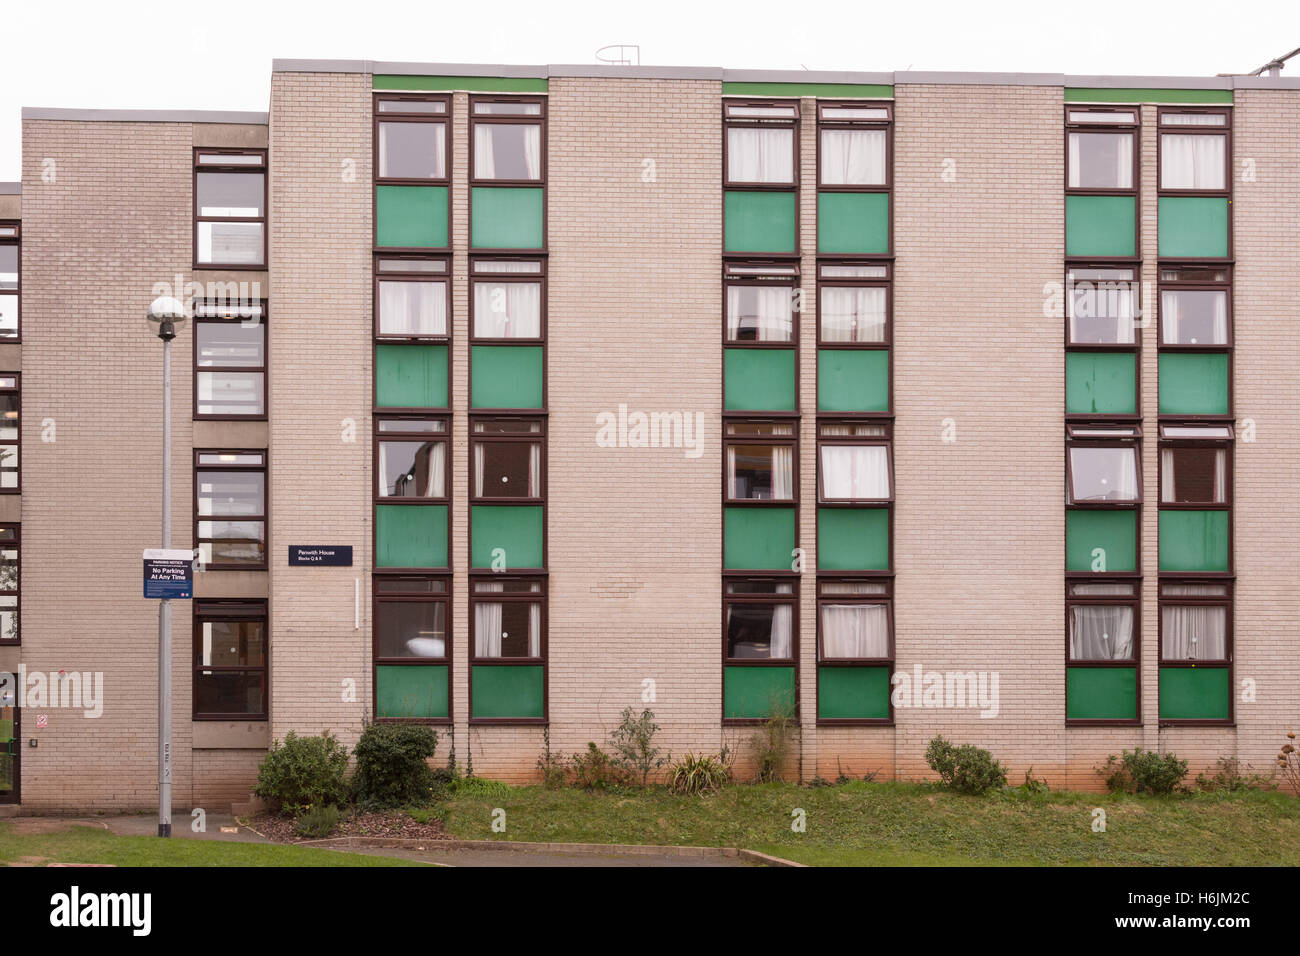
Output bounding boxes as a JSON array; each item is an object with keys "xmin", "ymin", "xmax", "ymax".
[
  {"xmin": 374, "ymin": 75, "xmax": 548, "ymax": 93},
  {"xmin": 470, "ymin": 187, "xmax": 544, "ymax": 249},
  {"xmin": 1065, "ymin": 88, "xmax": 1232, "ymax": 104},
  {"xmin": 375, "ymin": 504, "xmax": 447, "ymax": 569},
  {"xmin": 1158, "ymin": 352, "xmax": 1229, "ymax": 416},
  {"xmin": 1159, "ymin": 667, "xmax": 1230, "ymax": 721},
  {"xmin": 471, "ymin": 345, "xmax": 544, "ymax": 409},
  {"xmin": 1065, "ymin": 351, "xmax": 1136, "ymax": 415},
  {"xmin": 375, "ymin": 344, "xmax": 448, "ymax": 409},
  {"xmin": 723, "ymin": 82, "xmax": 893, "ymax": 98},
  {"xmin": 724, "ymin": 506, "xmax": 796, "ymax": 571},
  {"xmin": 1158, "ymin": 197, "xmax": 1229, "ymax": 259},
  {"xmin": 817, "ymin": 507, "xmax": 890, "ymax": 571},
  {"xmin": 1066, "ymin": 667, "xmax": 1137, "ymax": 721},
  {"xmin": 1065, "ymin": 195, "xmax": 1136, "ymax": 258},
  {"xmin": 1065, "ymin": 509, "xmax": 1136, "ymax": 573},
  {"xmin": 723, "ymin": 348, "xmax": 797, "ymax": 412},
  {"xmin": 376, "ymin": 665, "xmax": 448, "ymax": 720},
  {"xmin": 817, "ymin": 666, "xmax": 891, "ymax": 720},
  {"xmin": 723, "ymin": 191, "xmax": 797, "ymax": 254},
  {"xmin": 472, "ymin": 665, "xmax": 545, "ymax": 719},
  {"xmin": 818, "ymin": 348, "xmax": 889, "ymax": 412},
  {"xmin": 817, "ymin": 192, "xmax": 890, "ymax": 254},
  {"xmin": 1159, "ymin": 510, "xmax": 1230, "ymax": 572},
  {"xmin": 724, "ymin": 666, "xmax": 796, "ymax": 720},
  {"xmin": 376, "ymin": 185, "xmax": 449, "ymax": 249},
  {"xmin": 471, "ymin": 505, "xmax": 544, "ymax": 570}
]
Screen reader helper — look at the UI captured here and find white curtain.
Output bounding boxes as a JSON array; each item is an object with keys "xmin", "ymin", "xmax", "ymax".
[
  {"xmin": 820, "ymin": 129, "xmax": 886, "ymax": 185},
  {"xmin": 379, "ymin": 281, "xmax": 446, "ymax": 335},
  {"xmin": 1161, "ymin": 290, "xmax": 1228, "ymax": 345},
  {"xmin": 728, "ymin": 128, "xmax": 793, "ymax": 183},
  {"xmin": 528, "ymin": 603, "xmax": 541, "ymax": 656},
  {"xmin": 770, "ymin": 583, "xmax": 793, "ymax": 658},
  {"xmin": 1069, "ymin": 605, "xmax": 1134, "ymax": 660},
  {"xmin": 528, "ymin": 443, "xmax": 541, "ymax": 497},
  {"xmin": 772, "ymin": 447, "xmax": 793, "ymax": 500},
  {"xmin": 822, "ymin": 603, "xmax": 889, "ymax": 658},
  {"xmin": 726, "ymin": 286, "xmax": 792, "ymax": 341},
  {"xmin": 1070, "ymin": 278, "xmax": 1136, "ymax": 344},
  {"xmin": 821, "ymin": 287, "xmax": 886, "ymax": 342},
  {"xmin": 474, "ymin": 124, "xmax": 541, "ymax": 180},
  {"xmin": 425, "ymin": 443, "xmax": 446, "ymax": 497},
  {"xmin": 474, "ymin": 583, "xmax": 504, "ymax": 657},
  {"xmin": 1161, "ymin": 605, "xmax": 1227, "ymax": 660},
  {"xmin": 1161, "ymin": 447, "xmax": 1226, "ymax": 503},
  {"xmin": 821, "ymin": 445, "xmax": 889, "ymax": 499},
  {"xmin": 474, "ymin": 281, "xmax": 541, "ymax": 338},
  {"xmin": 473, "ymin": 443, "xmax": 485, "ymax": 497},
  {"xmin": 1162, "ymin": 134, "xmax": 1226, "ymax": 190},
  {"xmin": 1068, "ymin": 132, "xmax": 1133, "ymax": 189},
  {"xmin": 379, "ymin": 123, "xmax": 445, "ymax": 178}
]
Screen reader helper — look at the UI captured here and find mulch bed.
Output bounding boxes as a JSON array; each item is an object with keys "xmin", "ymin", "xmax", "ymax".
[{"xmin": 247, "ymin": 810, "xmax": 449, "ymax": 844}]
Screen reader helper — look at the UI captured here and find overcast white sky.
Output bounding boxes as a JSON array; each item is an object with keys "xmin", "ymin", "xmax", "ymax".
[{"xmin": 2, "ymin": 0, "xmax": 1298, "ymax": 179}]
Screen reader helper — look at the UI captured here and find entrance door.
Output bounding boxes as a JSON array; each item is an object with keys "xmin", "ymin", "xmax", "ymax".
[{"xmin": 0, "ymin": 702, "xmax": 17, "ymax": 803}]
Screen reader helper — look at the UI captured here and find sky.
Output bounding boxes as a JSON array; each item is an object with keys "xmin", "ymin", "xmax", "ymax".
[{"xmin": 1, "ymin": 0, "xmax": 1298, "ymax": 179}]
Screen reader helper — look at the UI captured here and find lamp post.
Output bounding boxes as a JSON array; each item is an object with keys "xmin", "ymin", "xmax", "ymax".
[{"xmin": 147, "ymin": 296, "xmax": 187, "ymax": 837}]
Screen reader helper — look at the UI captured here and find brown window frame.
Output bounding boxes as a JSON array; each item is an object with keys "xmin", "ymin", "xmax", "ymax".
[
  {"xmin": 0, "ymin": 374, "xmax": 18, "ymax": 494},
  {"xmin": 374, "ymin": 255, "xmax": 452, "ymax": 342},
  {"xmin": 1158, "ymin": 430, "xmax": 1232, "ymax": 509},
  {"xmin": 374, "ymin": 415, "xmax": 451, "ymax": 503},
  {"xmin": 372, "ymin": 573, "xmax": 452, "ymax": 726},
  {"xmin": 722, "ymin": 259, "xmax": 799, "ymax": 347},
  {"xmin": 468, "ymin": 94, "xmax": 547, "ymax": 187},
  {"xmin": 721, "ymin": 575, "xmax": 800, "ymax": 726},
  {"xmin": 724, "ymin": 418, "xmax": 798, "ymax": 506},
  {"xmin": 1156, "ymin": 107, "xmax": 1232, "ymax": 198},
  {"xmin": 816, "ymin": 419, "xmax": 893, "ymax": 506},
  {"xmin": 1064, "ymin": 107, "xmax": 1139, "ymax": 197},
  {"xmin": 0, "ymin": 221, "xmax": 18, "ymax": 342},
  {"xmin": 194, "ymin": 449, "xmax": 267, "ymax": 572},
  {"xmin": 722, "ymin": 99, "xmax": 799, "ymax": 191},
  {"xmin": 193, "ymin": 599, "xmax": 268, "ymax": 720},
  {"xmin": 1066, "ymin": 435, "xmax": 1143, "ymax": 507},
  {"xmin": 815, "ymin": 260, "xmax": 892, "ymax": 349},
  {"xmin": 469, "ymin": 256, "xmax": 547, "ymax": 344},
  {"xmin": 373, "ymin": 93, "xmax": 451, "ymax": 186},
  {"xmin": 1064, "ymin": 264, "xmax": 1140, "ymax": 350},
  {"xmin": 816, "ymin": 576, "xmax": 894, "ymax": 727},
  {"xmin": 192, "ymin": 299, "xmax": 267, "ymax": 421},
  {"xmin": 469, "ymin": 415, "xmax": 545, "ymax": 505},
  {"xmin": 0, "ymin": 524, "xmax": 18, "ymax": 645},
  {"xmin": 468, "ymin": 574, "xmax": 549, "ymax": 725},
  {"xmin": 193, "ymin": 149, "xmax": 267, "ymax": 270},
  {"xmin": 1157, "ymin": 265, "xmax": 1232, "ymax": 352},
  {"xmin": 816, "ymin": 100, "xmax": 893, "ymax": 192},
  {"xmin": 1157, "ymin": 578, "xmax": 1234, "ymax": 726},
  {"xmin": 1065, "ymin": 577, "xmax": 1141, "ymax": 727}
]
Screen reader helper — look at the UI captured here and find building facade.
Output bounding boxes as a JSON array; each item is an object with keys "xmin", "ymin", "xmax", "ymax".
[{"xmin": 1, "ymin": 61, "xmax": 1298, "ymax": 810}]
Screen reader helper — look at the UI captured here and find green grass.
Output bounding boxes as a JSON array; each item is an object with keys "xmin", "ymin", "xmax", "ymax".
[
  {"xmin": 0, "ymin": 821, "xmax": 427, "ymax": 867},
  {"xmin": 441, "ymin": 780, "xmax": 1300, "ymax": 866}
]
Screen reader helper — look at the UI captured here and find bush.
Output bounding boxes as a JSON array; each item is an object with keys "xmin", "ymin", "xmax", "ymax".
[
  {"xmin": 1100, "ymin": 748, "xmax": 1188, "ymax": 795},
  {"xmin": 1278, "ymin": 731, "xmax": 1299, "ymax": 796},
  {"xmin": 254, "ymin": 730, "xmax": 349, "ymax": 816},
  {"xmin": 352, "ymin": 722, "xmax": 439, "ymax": 810},
  {"xmin": 294, "ymin": 804, "xmax": 341, "ymax": 838},
  {"xmin": 1196, "ymin": 757, "xmax": 1274, "ymax": 793},
  {"xmin": 668, "ymin": 753, "xmax": 731, "ymax": 795},
  {"xmin": 751, "ymin": 708, "xmax": 795, "ymax": 783},
  {"xmin": 609, "ymin": 708, "xmax": 670, "ymax": 787},
  {"xmin": 536, "ymin": 727, "xmax": 568, "ymax": 789},
  {"xmin": 925, "ymin": 735, "xmax": 1007, "ymax": 795},
  {"xmin": 571, "ymin": 742, "xmax": 630, "ymax": 790}
]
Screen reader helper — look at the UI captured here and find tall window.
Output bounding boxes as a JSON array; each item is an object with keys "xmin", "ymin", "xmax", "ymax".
[
  {"xmin": 725, "ymin": 101, "xmax": 797, "ymax": 187},
  {"xmin": 1067, "ymin": 108, "xmax": 1136, "ymax": 191},
  {"xmin": 818, "ymin": 261, "xmax": 890, "ymax": 346},
  {"xmin": 376, "ymin": 417, "xmax": 448, "ymax": 501},
  {"xmin": 376, "ymin": 94, "xmax": 449, "ymax": 182},
  {"xmin": 0, "ymin": 375, "xmax": 17, "ymax": 492},
  {"xmin": 725, "ymin": 420, "xmax": 795, "ymax": 502},
  {"xmin": 373, "ymin": 575, "xmax": 451, "ymax": 722},
  {"xmin": 818, "ymin": 102, "xmax": 890, "ymax": 187},
  {"xmin": 0, "ymin": 221, "xmax": 17, "ymax": 340},
  {"xmin": 723, "ymin": 260, "xmax": 797, "ymax": 344},
  {"xmin": 1159, "ymin": 109, "xmax": 1229, "ymax": 192},
  {"xmin": 376, "ymin": 256, "xmax": 450, "ymax": 339},
  {"xmin": 195, "ymin": 450, "xmax": 267, "ymax": 570},
  {"xmin": 470, "ymin": 577, "xmax": 547, "ymax": 722},
  {"xmin": 193, "ymin": 600, "xmax": 267, "ymax": 719},
  {"xmin": 194, "ymin": 150, "xmax": 266, "ymax": 268},
  {"xmin": 0, "ymin": 525, "xmax": 17, "ymax": 644},
  {"xmin": 471, "ymin": 257, "xmax": 544, "ymax": 341},
  {"xmin": 194, "ymin": 300, "xmax": 265, "ymax": 418},
  {"xmin": 471, "ymin": 98, "xmax": 545, "ymax": 182}
]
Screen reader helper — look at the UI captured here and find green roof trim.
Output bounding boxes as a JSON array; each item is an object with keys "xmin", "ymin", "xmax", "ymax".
[
  {"xmin": 722, "ymin": 81, "xmax": 893, "ymax": 98},
  {"xmin": 374, "ymin": 75, "xmax": 548, "ymax": 93},
  {"xmin": 1065, "ymin": 88, "xmax": 1232, "ymax": 104}
]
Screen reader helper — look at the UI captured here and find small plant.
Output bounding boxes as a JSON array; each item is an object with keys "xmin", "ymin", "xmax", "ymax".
[
  {"xmin": 405, "ymin": 804, "xmax": 447, "ymax": 825},
  {"xmin": 835, "ymin": 758, "xmax": 851, "ymax": 786},
  {"xmin": 536, "ymin": 727, "xmax": 568, "ymax": 789},
  {"xmin": 1196, "ymin": 757, "xmax": 1275, "ymax": 793},
  {"xmin": 1278, "ymin": 731, "xmax": 1300, "ymax": 796},
  {"xmin": 352, "ymin": 722, "xmax": 439, "ymax": 810},
  {"xmin": 1100, "ymin": 748, "xmax": 1188, "ymax": 795},
  {"xmin": 668, "ymin": 753, "xmax": 731, "ymax": 795},
  {"xmin": 1019, "ymin": 767, "xmax": 1050, "ymax": 795},
  {"xmin": 808, "ymin": 775, "xmax": 832, "ymax": 788},
  {"xmin": 294, "ymin": 804, "xmax": 341, "ymax": 838},
  {"xmin": 609, "ymin": 707, "xmax": 670, "ymax": 787},
  {"xmin": 449, "ymin": 776, "xmax": 512, "ymax": 798},
  {"xmin": 571, "ymin": 742, "xmax": 630, "ymax": 790},
  {"xmin": 925, "ymin": 735, "xmax": 1008, "ymax": 795},
  {"xmin": 751, "ymin": 704, "xmax": 795, "ymax": 783},
  {"xmin": 254, "ymin": 730, "xmax": 350, "ymax": 816}
]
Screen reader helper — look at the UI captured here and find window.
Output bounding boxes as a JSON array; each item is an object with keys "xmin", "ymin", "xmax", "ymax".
[
  {"xmin": 818, "ymin": 579, "xmax": 891, "ymax": 661},
  {"xmin": 1066, "ymin": 108, "xmax": 1136, "ymax": 192},
  {"xmin": 471, "ymin": 97, "xmax": 545, "ymax": 182},
  {"xmin": 193, "ymin": 601, "xmax": 267, "ymax": 719},
  {"xmin": 818, "ymin": 102, "xmax": 890, "ymax": 187},
  {"xmin": 376, "ymin": 257, "xmax": 449, "ymax": 339},
  {"xmin": 375, "ymin": 95, "xmax": 449, "ymax": 182},
  {"xmin": 1159, "ymin": 109, "xmax": 1229, "ymax": 192},
  {"xmin": 725, "ymin": 101, "xmax": 797, "ymax": 186},
  {"xmin": 469, "ymin": 577, "xmax": 547, "ymax": 722},
  {"xmin": 725, "ymin": 421, "xmax": 795, "ymax": 502},
  {"xmin": 1067, "ymin": 580, "xmax": 1137, "ymax": 662},
  {"xmin": 1067, "ymin": 267, "xmax": 1137, "ymax": 345},
  {"xmin": 0, "ymin": 222, "xmax": 17, "ymax": 340},
  {"xmin": 194, "ymin": 150, "xmax": 265, "ymax": 268},
  {"xmin": 472, "ymin": 578, "xmax": 544, "ymax": 659},
  {"xmin": 725, "ymin": 579, "xmax": 795, "ymax": 661},
  {"xmin": 373, "ymin": 575, "xmax": 450, "ymax": 722},
  {"xmin": 0, "ymin": 375, "xmax": 17, "ymax": 491},
  {"xmin": 469, "ymin": 418, "xmax": 546, "ymax": 570},
  {"xmin": 1159, "ymin": 266, "xmax": 1230, "ymax": 347},
  {"xmin": 376, "ymin": 418, "xmax": 448, "ymax": 500},
  {"xmin": 818, "ymin": 421, "xmax": 891, "ymax": 503},
  {"xmin": 1161, "ymin": 444, "xmax": 1228, "ymax": 505},
  {"xmin": 0, "ymin": 525, "xmax": 17, "ymax": 644},
  {"xmin": 195, "ymin": 451, "xmax": 267, "ymax": 570},
  {"xmin": 818, "ymin": 262, "xmax": 889, "ymax": 344},
  {"xmin": 471, "ymin": 257, "xmax": 544, "ymax": 340},
  {"xmin": 193, "ymin": 300, "xmax": 265, "ymax": 418},
  {"xmin": 472, "ymin": 418, "xmax": 543, "ymax": 501},
  {"xmin": 723, "ymin": 260, "xmax": 796, "ymax": 343},
  {"xmin": 1067, "ymin": 443, "xmax": 1140, "ymax": 504}
]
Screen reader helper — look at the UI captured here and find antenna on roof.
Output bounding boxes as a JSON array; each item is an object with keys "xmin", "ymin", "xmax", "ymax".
[
  {"xmin": 1250, "ymin": 46, "xmax": 1300, "ymax": 76},
  {"xmin": 596, "ymin": 44, "xmax": 640, "ymax": 66}
]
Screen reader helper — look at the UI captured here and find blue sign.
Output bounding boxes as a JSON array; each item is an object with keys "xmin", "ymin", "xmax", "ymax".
[
  {"xmin": 143, "ymin": 549, "xmax": 193, "ymax": 599},
  {"xmin": 289, "ymin": 545, "xmax": 353, "ymax": 567}
]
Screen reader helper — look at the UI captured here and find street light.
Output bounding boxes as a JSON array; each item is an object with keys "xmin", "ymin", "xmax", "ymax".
[{"xmin": 147, "ymin": 295, "xmax": 187, "ymax": 837}]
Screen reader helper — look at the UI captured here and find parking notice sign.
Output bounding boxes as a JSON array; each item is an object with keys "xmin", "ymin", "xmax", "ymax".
[{"xmin": 143, "ymin": 548, "xmax": 193, "ymax": 599}]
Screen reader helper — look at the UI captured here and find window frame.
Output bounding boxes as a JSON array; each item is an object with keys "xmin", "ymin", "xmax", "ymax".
[
  {"xmin": 469, "ymin": 256, "xmax": 547, "ymax": 344},
  {"xmin": 1064, "ymin": 577, "xmax": 1142, "ymax": 727},
  {"xmin": 722, "ymin": 99, "xmax": 800, "ymax": 190},
  {"xmin": 1065, "ymin": 437, "xmax": 1143, "ymax": 507},
  {"xmin": 193, "ymin": 148, "xmax": 267, "ymax": 270},
  {"xmin": 816, "ymin": 100, "xmax": 893, "ymax": 192},
  {"xmin": 1156, "ymin": 106, "xmax": 1232, "ymax": 197},
  {"xmin": 815, "ymin": 576, "xmax": 894, "ymax": 727},
  {"xmin": 468, "ymin": 574, "xmax": 549, "ymax": 726},
  {"xmin": 192, "ymin": 299, "xmax": 267, "ymax": 421},
  {"xmin": 0, "ymin": 524, "xmax": 18, "ymax": 646},
  {"xmin": 0, "ymin": 374, "xmax": 18, "ymax": 494},
  {"xmin": 193, "ymin": 449, "xmax": 268, "ymax": 572},
  {"xmin": 723, "ymin": 418, "xmax": 798, "ymax": 506},
  {"xmin": 469, "ymin": 415, "xmax": 546, "ymax": 505},
  {"xmin": 373, "ymin": 415, "xmax": 451, "ymax": 504},
  {"xmin": 1064, "ymin": 264, "xmax": 1140, "ymax": 350},
  {"xmin": 1157, "ymin": 578, "xmax": 1234, "ymax": 726},
  {"xmin": 721, "ymin": 574, "xmax": 800, "ymax": 725},
  {"xmin": 374, "ymin": 255, "xmax": 452, "ymax": 342},
  {"xmin": 1157, "ymin": 265, "xmax": 1233, "ymax": 351},
  {"xmin": 372, "ymin": 573, "xmax": 452, "ymax": 725},
  {"xmin": 815, "ymin": 261, "xmax": 892, "ymax": 348},
  {"xmin": 816, "ymin": 419, "xmax": 893, "ymax": 506},
  {"xmin": 0, "ymin": 221, "xmax": 18, "ymax": 342},
  {"xmin": 722, "ymin": 259, "xmax": 799, "ymax": 347},
  {"xmin": 1064, "ymin": 107, "xmax": 1139, "ymax": 197},
  {"xmin": 373, "ymin": 93, "xmax": 451, "ymax": 186},
  {"xmin": 468, "ymin": 94, "xmax": 547, "ymax": 187},
  {"xmin": 192, "ymin": 599, "xmax": 268, "ymax": 720},
  {"xmin": 1158, "ymin": 432, "xmax": 1233, "ymax": 509}
]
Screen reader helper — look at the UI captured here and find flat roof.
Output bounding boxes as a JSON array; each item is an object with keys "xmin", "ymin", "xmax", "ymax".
[
  {"xmin": 0, "ymin": 182, "xmax": 19, "ymax": 195},
  {"xmin": 21, "ymin": 107, "xmax": 269, "ymax": 124}
]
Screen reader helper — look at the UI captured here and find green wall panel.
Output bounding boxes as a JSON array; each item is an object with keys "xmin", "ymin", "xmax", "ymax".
[
  {"xmin": 817, "ymin": 192, "xmax": 890, "ymax": 254},
  {"xmin": 1065, "ymin": 194, "xmax": 1136, "ymax": 258},
  {"xmin": 723, "ymin": 191, "xmax": 797, "ymax": 254},
  {"xmin": 1065, "ymin": 88, "xmax": 1232, "ymax": 104},
  {"xmin": 471, "ymin": 187, "xmax": 544, "ymax": 249},
  {"xmin": 1158, "ymin": 197, "xmax": 1229, "ymax": 259},
  {"xmin": 375, "ymin": 343, "xmax": 448, "ymax": 408},
  {"xmin": 472, "ymin": 665, "xmax": 545, "ymax": 719},
  {"xmin": 1065, "ymin": 351, "xmax": 1136, "ymax": 415},
  {"xmin": 1158, "ymin": 352, "xmax": 1229, "ymax": 416},
  {"xmin": 817, "ymin": 666, "xmax": 891, "ymax": 720},
  {"xmin": 723, "ymin": 348, "xmax": 797, "ymax": 411},
  {"xmin": 724, "ymin": 506, "xmax": 796, "ymax": 570},
  {"xmin": 1159, "ymin": 667, "xmax": 1230, "ymax": 721},
  {"xmin": 376, "ymin": 665, "xmax": 449, "ymax": 719},
  {"xmin": 471, "ymin": 505, "xmax": 544, "ymax": 570},
  {"xmin": 471, "ymin": 345, "xmax": 544, "ymax": 409},
  {"xmin": 375, "ymin": 75, "xmax": 548, "ymax": 92},
  {"xmin": 1159, "ymin": 509, "xmax": 1230, "ymax": 572},
  {"xmin": 1066, "ymin": 509, "xmax": 1137, "ymax": 573},
  {"xmin": 724, "ymin": 666, "xmax": 796, "ymax": 719},
  {"xmin": 1066, "ymin": 666, "xmax": 1137, "ymax": 721},
  {"xmin": 375, "ymin": 504, "xmax": 448, "ymax": 568},
  {"xmin": 723, "ymin": 82, "xmax": 893, "ymax": 98},
  {"xmin": 817, "ymin": 507, "xmax": 890, "ymax": 571},
  {"xmin": 376, "ymin": 185, "xmax": 449, "ymax": 248},
  {"xmin": 818, "ymin": 348, "xmax": 889, "ymax": 412}
]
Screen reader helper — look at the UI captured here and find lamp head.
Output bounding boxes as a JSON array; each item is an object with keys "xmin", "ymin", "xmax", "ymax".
[{"xmin": 146, "ymin": 296, "xmax": 188, "ymax": 341}]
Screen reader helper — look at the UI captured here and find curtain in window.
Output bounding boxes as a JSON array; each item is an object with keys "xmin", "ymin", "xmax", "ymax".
[
  {"xmin": 528, "ymin": 602, "xmax": 541, "ymax": 656},
  {"xmin": 473, "ymin": 443, "xmax": 485, "ymax": 497},
  {"xmin": 1161, "ymin": 134, "xmax": 1225, "ymax": 189},
  {"xmin": 821, "ymin": 445, "xmax": 889, "ymax": 498},
  {"xmin": 1067, "ymin": 132, "xmax": 1133, "ymax": 189},
  {"xmin": 771, "ymin": 583, "xmax": 794, "ymax": 658},
  {"xmin": 1069, "ymin": 605, "xmax": 1134, "ymax": 660},
  {"xmin": 474, "ymin": 583, "xmax": 504, "ymax": 657},
  {"xmin": 528, "ymin": 443, "xmax": 541, "ymax": 497},
  {"xmin": 771, "ymin": 447, "xmax": 793, "ymax": 500},
  {"xmin": 425, "ymin": 443, "xmax": 446, "ymax": 497},
  {"xmin": 726, "ymin": 286, "xmax": 792, "ymax": 341},
  {"xmin": 820, "ymin": 129, "xmax": 886, "ymax": 185},
  {"xmin": 523, "ymin": 126, "xmax": 542, "ymax": 180},
  {"xmin": 727, "ymin": 128, "xmax": 794, "ymax": 183},
  {"xmin": 379, "ymin": 281, "xmax": 447, "ymax": 335},
  {"xmin": 474, "ymin": 281, "xmax": 541, "ymax": 338},
  {"xmin": 1161, "ymin": 605, "xmax": 1227, "ymax": 660},
  {"xmin": 820, "ymin": 287, "xmax": 886, "ymax": 342},
  {"xmin": 822, "ymin": 603, "xmax": 889, "ymax": 657},
  {"xmin": 1161, "ymin": 290, "xmax": 1228, "ymax": 345},
  {"xmin": 1070, "ymin": 280, "xmax": 1136, "ymax": 344},
  {"xmin": 1160, "ymin": 447, "xmax": 1226, "ymax": 503}
]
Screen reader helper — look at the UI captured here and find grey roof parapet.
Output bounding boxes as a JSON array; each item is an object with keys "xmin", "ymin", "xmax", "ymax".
[
  {"xmin": 0, "ymin": 183, "xmax": 19, "ymax": 195},
  {"xmin": 21, "ymin": 107, "xmax": 268, "ymax": 124}
]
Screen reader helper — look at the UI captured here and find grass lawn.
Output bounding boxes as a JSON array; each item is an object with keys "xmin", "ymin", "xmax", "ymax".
[
  {"xmin": 0, "ymin": 821, "xmax": 427, "ymax": 867},
  {"xmin": 441, "ymin": 780, "xmax": 1300, "ymax": 867}
]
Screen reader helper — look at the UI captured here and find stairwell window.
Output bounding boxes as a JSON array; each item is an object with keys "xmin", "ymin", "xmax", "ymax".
[{"xmin": 194, "ymin": 150, "xmax": 266, "ymax": 268}]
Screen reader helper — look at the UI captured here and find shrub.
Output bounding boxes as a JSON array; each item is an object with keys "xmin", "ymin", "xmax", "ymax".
[
  {"xmin": 571, "ymin": 742, "xmax": 630, "ymax": 790},
  {"xmin": 254, "ymin": 730, "xmax": 349, "ymax": 816},
  {"xmin": 1196, "ymin": 757, "xmax": 1275, "ymax": 793},
  {"xmin": 352, "ymin": 722, "xmax": 439, "ymax": 810},
  {"xmin": 609, "ymin": 707, "xmax": 670, "ymax": 787},
  {"xmin": 925, "ymin": 735, "xmax": 1007, "ymax": 795},
  {"xmin": 751, "ymin": 707, "xmax": 795, "ymax": 783},
  {"xmin": 668, "ymin": 753, "xmax": 731, "ymax": 795},
  {"xmin": 536, "ymin": 727, "xmax": 568, "ymax": 789},
  {"xmin": 294, "ymin": 804, "xmax": 341, "ymax": 838},
  {"xmin": 1100, "ymin": 748, "xmax": 1188, "ymax": 795},
  {"xmin": 1278, "ymin": 731, "xmax": 1300, "ymax": 796}
]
